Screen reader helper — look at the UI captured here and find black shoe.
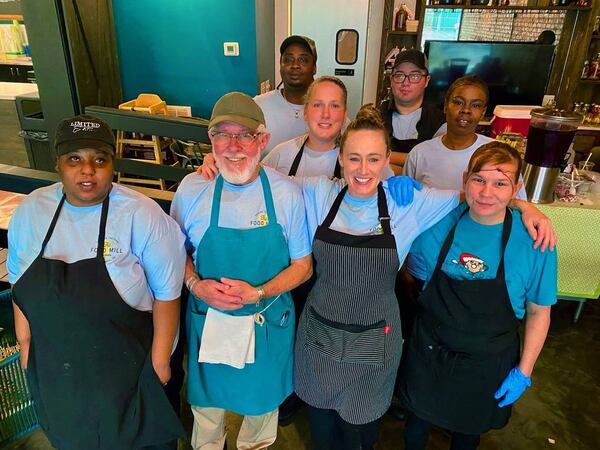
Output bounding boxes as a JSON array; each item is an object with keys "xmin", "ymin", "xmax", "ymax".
[
  {"xmin": 278, "ymin": 393, "xmax": 304, "ymax": 426},
  {"xmin": 388, "ymin": 397, "xmax": 406, "ymax": 421}
]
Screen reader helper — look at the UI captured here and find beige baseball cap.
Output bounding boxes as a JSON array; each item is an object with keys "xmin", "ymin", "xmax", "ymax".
[{"xmin": 208, "ymin": 92, "xmax": 266, "ymax": 130}]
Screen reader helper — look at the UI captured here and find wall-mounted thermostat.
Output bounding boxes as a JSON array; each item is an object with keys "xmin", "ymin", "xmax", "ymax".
[{"xmin": 224, "ymin": 42, "xmax": 239, "ymax": 56}]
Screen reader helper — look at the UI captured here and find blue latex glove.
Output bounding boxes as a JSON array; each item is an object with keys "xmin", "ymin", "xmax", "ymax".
[
  {"xmin": 387, "ymin": 176, "xmax": 423, "ymax": 207},
  {"xmin": 494, "ymin": 366, "xmax": 531, "ymax": 408}
]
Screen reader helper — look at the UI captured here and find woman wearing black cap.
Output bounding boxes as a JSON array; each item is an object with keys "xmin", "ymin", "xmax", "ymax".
[{"xmin": 8, "ymin": 115, "xmax": 186, "ymax": 450}]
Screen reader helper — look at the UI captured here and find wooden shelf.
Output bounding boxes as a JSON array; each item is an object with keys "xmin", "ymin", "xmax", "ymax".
[
  {"xmin": 388, "ymin": 30, "xmax": 418, "ymax": 35},
  {"xmin": 580, "ymin": 78, "xmax": 600, "ymax": 84},
  {"xmin": 425, "ymin": 4, "xmax": 590, "ymax": 10}
]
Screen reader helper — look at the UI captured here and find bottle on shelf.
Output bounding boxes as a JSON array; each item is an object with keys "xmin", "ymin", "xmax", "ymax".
[
  {"xmin": 593, "ymin": 16, "xmax": 600, "ymax": 35},
  {"xmin": 394, "ymin": 4, "xmax": 408, "ymax": 31},
  {"xmin": 589, "ymin": 53, "xmax": 600, "ymax": 80},
  {"xmin": 581, "ymin": 60, "xmax": 590, "ymax": 79},
  {"xmin": 392, "ymin": 6, "xmax": 400, "ymax": 30}
]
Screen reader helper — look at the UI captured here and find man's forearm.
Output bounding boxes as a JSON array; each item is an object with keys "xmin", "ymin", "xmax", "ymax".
[{"xmin": 262, "ymin": 255, "xmax": 313, "ymax": 299}]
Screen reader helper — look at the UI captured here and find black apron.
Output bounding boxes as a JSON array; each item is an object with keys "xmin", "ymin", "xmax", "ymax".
[
  {"xmin": 12, "ymin": 194, "xmax": 184, "ymax": 450},
  {"xmin": 295, "ymin": 184, "xmax": 402, "ymax": 425},
  {"xmin": 288, "ymin": 136, "xmax": 342, "ymax": 178},
  {"xmin": 399, "ymin": 208, "xmax": 520, "ymax": 435}
]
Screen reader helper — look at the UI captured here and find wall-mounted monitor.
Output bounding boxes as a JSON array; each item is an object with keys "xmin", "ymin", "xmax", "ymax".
[{"xmin": 424, "ymin": 41, "xmax": 555, "ymax": 115}]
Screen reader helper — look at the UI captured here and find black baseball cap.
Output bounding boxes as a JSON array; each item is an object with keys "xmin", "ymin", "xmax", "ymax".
[
  {"xmin": 393, "ymin": 49, "xmax": 428, "ymax": 72},
  {"xmin": 55, "ymin": 114, "xmax": 116, "ymax": 156},
  {"xmin": 280, "ymin": 35, "xmax": 317, "ymax": 62}
]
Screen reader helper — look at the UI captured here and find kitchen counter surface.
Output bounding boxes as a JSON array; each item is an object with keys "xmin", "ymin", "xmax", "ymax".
[{"xmin": 0, "ymin": 81, "xmax": 37, "ymax": 100}]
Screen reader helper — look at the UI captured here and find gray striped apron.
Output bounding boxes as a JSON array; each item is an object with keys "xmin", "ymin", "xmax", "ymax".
[{"xmin": 295, "ymin": 183, "xmax": 401, "ymax": 425}]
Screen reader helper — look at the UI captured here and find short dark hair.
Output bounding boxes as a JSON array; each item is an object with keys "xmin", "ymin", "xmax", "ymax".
[{"xmin": 445, "ymin": 75, "xmax": 489, "ymax": 107}]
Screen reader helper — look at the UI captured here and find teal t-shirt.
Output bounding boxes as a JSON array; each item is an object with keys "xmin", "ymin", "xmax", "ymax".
[{"xmin": 407, "ymin": 203, "xmax": 557, "ymax": 319}]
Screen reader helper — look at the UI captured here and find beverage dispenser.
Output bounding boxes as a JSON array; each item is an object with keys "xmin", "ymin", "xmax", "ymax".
[{"xmin": 522, "ymin": 107, "xmax": 583, "ymax": 203}]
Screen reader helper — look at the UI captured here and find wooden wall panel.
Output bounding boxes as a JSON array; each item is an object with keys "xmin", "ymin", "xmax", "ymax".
[{"xmin": 62, "ymin": 0, "xmax": 122, "ymax": 109}]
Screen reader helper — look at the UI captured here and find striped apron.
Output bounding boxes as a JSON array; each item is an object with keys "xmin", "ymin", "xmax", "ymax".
[{"xmin": 295, "ymin": 183, "xmax": 401, "ymax": 425}]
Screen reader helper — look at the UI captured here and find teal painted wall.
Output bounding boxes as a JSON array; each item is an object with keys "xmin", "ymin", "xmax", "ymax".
[{"xmin": 112, "ymin": 1, "xmax": 258, "ymax": 118}]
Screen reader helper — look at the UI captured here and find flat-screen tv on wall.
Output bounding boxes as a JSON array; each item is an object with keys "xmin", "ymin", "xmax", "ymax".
[{"xmin": 423, "ymin": 41, "xmax": 555, "ymax": 115}]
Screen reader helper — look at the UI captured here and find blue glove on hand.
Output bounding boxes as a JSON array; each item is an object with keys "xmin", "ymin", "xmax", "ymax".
[
  {"xmin": 387, "ymin": 176, "xmax": 423, "ymax": 207},
  {"xmin": 494, "ymin": 366, "xmax": 531, "ymax": 408}
]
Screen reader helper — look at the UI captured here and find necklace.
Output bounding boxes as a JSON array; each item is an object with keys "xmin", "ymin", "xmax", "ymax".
[{"xmin": 281, "ymin": 89, "xmax": 304, "ymax": 119}]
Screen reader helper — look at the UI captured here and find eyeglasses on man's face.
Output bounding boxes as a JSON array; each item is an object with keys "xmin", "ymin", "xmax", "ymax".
[
  {"xmin": 391, "ymin": 71, "xmax": 427, "ymax": 84},
  {"xmin": 209, "ymin": 130, "xmax": 259, "ymax": 147}
]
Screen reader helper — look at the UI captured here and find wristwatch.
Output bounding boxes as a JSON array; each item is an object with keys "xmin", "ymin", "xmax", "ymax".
[{"xmin": 256, "ymin": 285, "xmax": 266, "ymax": 302}]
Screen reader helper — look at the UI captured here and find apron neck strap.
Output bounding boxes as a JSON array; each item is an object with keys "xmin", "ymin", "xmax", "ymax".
[
  {"xmin": 377, "ymin": 183, "xmax": 392, "ymax": 235},
  {"xmin": 333, "ymin": 158, "xmax": 342, "ymax": 179},
  {"xmin": 96, "ymin": 194, "xmax": 111, "ymax": 259},
  {"xmin": 210, "ymin": 168, "xmax": 278, "ymax": 227},
  {"xmin": 288, "ymin": 136, "xmax": 342, "ymax": 179},
  {"xmin": 321, "ymin": 183, "xmax": 391, "ymax": 235},
  {"xmin": 434, "ymin": 207, "xmax": 512, "ymax": 280},
  {"xmin": 40, "ymin": 192, "xmax": 111, "ymax": 259},
  {"xmin": 288, "ymin": 136, "xmax": 308, "ymax": 177},
  {"xmin": 40, "ymin": 194, "xmax": 67, "ymax": 254}
]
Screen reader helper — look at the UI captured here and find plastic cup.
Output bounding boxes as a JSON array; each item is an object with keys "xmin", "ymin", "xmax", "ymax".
[{"xmin": 579, "ymin": 161, "xmax": 595, "ymax": 172}]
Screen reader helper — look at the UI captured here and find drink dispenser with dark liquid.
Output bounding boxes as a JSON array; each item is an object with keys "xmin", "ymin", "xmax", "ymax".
[{"xmin": 522, "ymin": 107, "xmax": 583, "ymax": 203}]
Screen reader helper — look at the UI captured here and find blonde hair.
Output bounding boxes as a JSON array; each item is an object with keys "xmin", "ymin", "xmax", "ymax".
[
  {"xmin": 304, "ymin": 75, "xmax": 348, "ymax": 108},
  {"xmin": 467, "ymin": 141, "xmax": 522, "ymax": 183},
  {"xmin": 339, "ymin": 104, "xmax": 390, "ymax": 155}
]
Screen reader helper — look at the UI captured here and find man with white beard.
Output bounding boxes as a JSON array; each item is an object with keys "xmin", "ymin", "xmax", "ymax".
[{"xmin": 171, "ymin": 92, "xmax": 313, "ymax": 449}]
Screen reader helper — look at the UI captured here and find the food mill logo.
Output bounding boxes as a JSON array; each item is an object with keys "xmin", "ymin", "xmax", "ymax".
[
  {"xmin": 70, "ymin": 121, "xmax": 100, "ymax": 133},
  {"xmin": 250, "ymin": 211, "xmax": 269, "ymax": 227},
  {"xmin": 90, "ymin": 238, "xmax": 124, "ymax": 261}
]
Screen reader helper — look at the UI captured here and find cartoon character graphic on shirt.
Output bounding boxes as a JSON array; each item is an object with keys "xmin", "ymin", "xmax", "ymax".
[{"xmin": 452, "ymin": 253, "xmax": 488, "ymax": 278}]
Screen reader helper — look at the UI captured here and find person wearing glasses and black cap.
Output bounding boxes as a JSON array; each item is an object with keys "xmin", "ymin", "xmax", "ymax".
[
  {"xmin": 380, "ymin": 49, "xmax": 446, "ymax": 170},
  {"xmin": 171, "ymin": 92, "xmax": 312, "ymax": 449},
  {"xmin": 255, "ymin": 35, "xmax": 317, "ymax": 157},
  {"xmin": 9, "ymin": 115, "xmax": 186, "ymax": 449}
]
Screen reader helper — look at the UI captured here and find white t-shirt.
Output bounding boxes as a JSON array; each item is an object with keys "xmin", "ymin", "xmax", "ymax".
[
  {"xmin": 403, "ymin": 134, "xmax": 527, "ymax": 197},
  {"xmin": 391, "ymin": 108, "xmax": 446, "ymax": 140},
  {"xmin": 8, "ymin": 183, "xmax": 187, "ymax": 311},
  {"xmin": 262, "ymin": 134, "xmax": 395, "ymax": 185},
  {"xmin": 254, "ymin": 90, "xmax": 308, "ymax": 157},
  {"xmin": 262, "ymin": 134, "xmax": 340, "ymax": 177},
  {"xmin": 302, "ymin": 176, "xmax": 460, "ymax": 267},
  {"xmin": 170, "ymin": 167, "xmax": 311, "ymax": 262}
]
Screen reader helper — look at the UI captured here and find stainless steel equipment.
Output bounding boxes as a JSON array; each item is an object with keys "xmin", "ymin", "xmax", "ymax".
[{"xmin": 522, "ymin": 107, "xmax": 583, "ymax": 203}]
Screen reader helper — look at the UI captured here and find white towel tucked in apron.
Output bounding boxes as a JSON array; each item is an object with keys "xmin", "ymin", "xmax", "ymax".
[{"xmin": 199, "ymin": 308, "xmax": 255, "ymax": 369}]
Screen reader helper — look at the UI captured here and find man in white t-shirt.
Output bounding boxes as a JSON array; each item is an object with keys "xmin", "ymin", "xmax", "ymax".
[{"xmin": 254, "ymin": 35, "xmax": 317, "ymax": 156}]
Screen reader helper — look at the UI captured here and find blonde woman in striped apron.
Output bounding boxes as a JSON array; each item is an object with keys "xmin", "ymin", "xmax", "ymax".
[{"xmin": 295, "ymin": 105, "xmax": 460, "ymax": 449}]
